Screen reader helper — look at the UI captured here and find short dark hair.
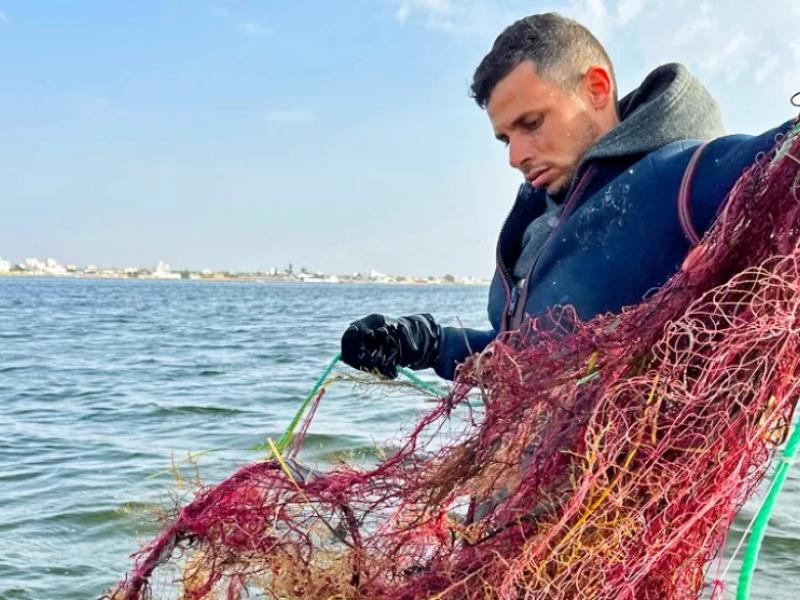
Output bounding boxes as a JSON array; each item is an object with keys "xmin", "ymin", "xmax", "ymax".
[{"xmin": 470, "ymin": 13, "xmax": 616, "ymax": 109}]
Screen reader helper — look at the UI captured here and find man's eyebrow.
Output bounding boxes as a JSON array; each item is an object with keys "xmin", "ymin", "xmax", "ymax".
[
  {"xmin": 512, "ymin": 112, "xmax": 539, "ymax": 128},
  {"xmin": 494, "ymin": 112, "xmax": 541, "ymax": 142}
]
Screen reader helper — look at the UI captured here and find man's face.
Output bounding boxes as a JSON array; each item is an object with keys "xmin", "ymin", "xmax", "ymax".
[{"xmin": 487, "ymin": 60, "xmax": 603, "ymax": 196}]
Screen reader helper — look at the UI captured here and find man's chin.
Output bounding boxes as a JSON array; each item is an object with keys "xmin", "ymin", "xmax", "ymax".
[
  {"xmin": 545, "ymin": 169, "xmax": 580, "ymax": 198},
  {"xmin": 545, "ymin": 179, "xmax": 567, "ymax": 197}
]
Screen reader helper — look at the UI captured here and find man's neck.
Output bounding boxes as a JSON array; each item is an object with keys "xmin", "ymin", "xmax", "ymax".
[{"xmin": 548, "ymin": 187, "xmax": 568, "ymax": 204}]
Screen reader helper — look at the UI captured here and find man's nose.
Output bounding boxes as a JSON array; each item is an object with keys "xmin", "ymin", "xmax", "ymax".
[{"xmin": 508, "ymin": 137, "xmax": 532, "ymax": 171}]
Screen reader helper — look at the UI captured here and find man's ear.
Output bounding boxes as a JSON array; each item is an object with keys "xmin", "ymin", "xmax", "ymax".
[{"xmin": 581, "ymin": 66, "xmax": 614, "ymax": 110}]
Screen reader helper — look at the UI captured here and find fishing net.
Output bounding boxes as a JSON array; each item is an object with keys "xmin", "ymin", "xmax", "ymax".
[{"xmin": 106, "ymin": 120, "xmax": 800, "ymax": 600}]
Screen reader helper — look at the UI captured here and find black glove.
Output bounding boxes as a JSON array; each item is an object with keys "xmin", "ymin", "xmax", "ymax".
[{"xmin": 340, "ymin": 313, "xmax": 441, "ymax": 378}]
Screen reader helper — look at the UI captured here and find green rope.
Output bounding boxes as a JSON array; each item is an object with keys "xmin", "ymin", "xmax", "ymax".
[
  {"xmin": 397, "ymin": 366, "xmax": 449, "ymax": 396},
  {"xmin": 273, "ymin": 354, "xmax": 448, "ymax": 455},
  {"xmin": 736, "ymin": 414, "xmax": 800, "ymax": 599},
  {"xmin": 275, "ymin": 352, "xmax": 342, "ymax": 454}
]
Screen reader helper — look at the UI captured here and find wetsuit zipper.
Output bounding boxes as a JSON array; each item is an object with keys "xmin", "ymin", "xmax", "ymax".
[
  {"xmin": 507, "ymin": 281, "xmax": 521, "ymax": 316},
  {"xmin": 503, "ymin": 164, "xmax": 600, "ymax": 331},
  {"xmin": 496, "ymin": 185, "xmax": 524, "ymax": 331}
]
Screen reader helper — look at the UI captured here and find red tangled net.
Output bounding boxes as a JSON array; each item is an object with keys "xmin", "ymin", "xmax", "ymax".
[{"xmin": 107, "ymin": 120, "xmax": 800, "ymax": 600}]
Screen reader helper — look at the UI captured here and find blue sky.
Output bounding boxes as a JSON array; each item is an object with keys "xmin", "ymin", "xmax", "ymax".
[{"xmin": 1, "ymin": 1, "xmax": 797, "ymax": 277}]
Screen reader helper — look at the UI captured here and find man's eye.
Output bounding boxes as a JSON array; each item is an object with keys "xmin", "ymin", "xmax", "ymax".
[{"xmin": 524, "ymin": 118, "xmax": 541, "ymax": 131}]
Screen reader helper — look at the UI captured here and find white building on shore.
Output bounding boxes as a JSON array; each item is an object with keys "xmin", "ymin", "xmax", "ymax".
[
  {"xmin": 297, "ymin": 272, "xmax": 339, "ymax": 283},
  {"xmin": 150, "ymin": 261, "xmax": 181, "ymax": 280},
  {"xmin": 23, "ymin": 258, "xmax": 46, "ymax": 272},
  {"xmin": 44, "ymin": 258, "xmax": 67, "ymax": 275},
  {"xmin": 0, "ymin": 257, "xmax": 10, "ymax": 273}
]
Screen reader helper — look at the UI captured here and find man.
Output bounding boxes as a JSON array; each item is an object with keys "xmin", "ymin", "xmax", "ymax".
[{"xmin": 341, "ymin": 13, "xmax": 791, "ymax": 380}]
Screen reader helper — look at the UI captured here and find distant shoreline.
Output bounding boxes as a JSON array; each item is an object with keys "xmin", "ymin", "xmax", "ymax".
[{"xmin": 0, "ymin": 273, "xmax": 489, "ymax": 286}]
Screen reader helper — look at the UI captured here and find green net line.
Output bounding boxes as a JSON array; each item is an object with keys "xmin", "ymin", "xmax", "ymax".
[
  {"xmin": 274, "ymin": 352, "xmax": 343, "ymax": 454},
  {"xmin": 396, "ymin": 365, "xmax": 449, "ymax": 397},
  {"xmin": 736, "ymin": 413, "xmax": 800, "ymax": 599},
  {"xmin": 274, "ymin": 353, "xmax": 447, "ymax": 455}
]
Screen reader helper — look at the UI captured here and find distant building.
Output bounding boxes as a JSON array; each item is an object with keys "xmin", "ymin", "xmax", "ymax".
[
  {"xmin": 297, "ymin": 272, "xmax": 339, "ymax": 283},
  {"xmin": 0, "ymin": 257, "xmax": 10, "ymax": 273},
  {"xmin": 151, "ymin": 261, "xmax": 181, "ymax": 280},
  {"xmin": 23, "ymin": 258, "xmax": 46, "ymax": 271},
  {"xmin": 45, "ymin": 258, "xmax": 67, "ymax": 275}
]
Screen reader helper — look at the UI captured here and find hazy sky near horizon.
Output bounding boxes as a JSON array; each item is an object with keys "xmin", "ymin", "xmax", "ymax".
[{"xmin": 1, "ymin": 0, "xmax": 798, "ymax": 277}]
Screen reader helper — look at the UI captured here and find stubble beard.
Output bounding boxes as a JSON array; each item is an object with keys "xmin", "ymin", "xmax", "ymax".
[{"xmin": 549, "ymin": 119, "xmax": 602, "ymax": 197}]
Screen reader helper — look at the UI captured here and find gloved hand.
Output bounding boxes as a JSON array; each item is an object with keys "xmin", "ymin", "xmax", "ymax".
[{"xmin": 340, "ymin": 313, "xmax": 441, "ymax": 378}]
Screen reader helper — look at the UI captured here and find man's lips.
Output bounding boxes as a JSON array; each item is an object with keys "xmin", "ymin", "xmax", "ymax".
[{"xmin": 526, "ymin": 166, "xmax": 551, "ymax": 188}]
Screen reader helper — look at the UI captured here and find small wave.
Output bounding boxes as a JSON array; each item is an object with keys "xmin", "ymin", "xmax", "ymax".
[
  {"xmin": 148, "ymin": 404, "xmax": 244, "ymax": 416},
  {"xmin": 0, "ymin": 504, "xmax": 153, "ymax": 535},
  {"xmin": 759, "ymin": 531, "xmax": 800, "ymax": 554},
  {"xmin": 198, "ymin": 369, "xmax": 225, "ymax": 376},
  {"xmin": 198, "ymin": 344, "xmax": 245, "ymax": 351},
  {"xmin": 131, "ymin": 357, "xmax": 159, "ymax": 366},
  {"xmin": 72, "ymin": 388, "xmax": 115, "ymax": 399},
  {"xmin": 0, "ymin": 333, "xmax": 28, "ymax": 340},
  {"xmin": 0, "ymin": 365, "xmax": 31, "ymax": 373},
  {"xmin": 52, "ymin": 506, "xmax": 144, "ymax": 527},
  {"xmin": 97, "ymin": 315, "xmax": 137, "ymax": 324}
]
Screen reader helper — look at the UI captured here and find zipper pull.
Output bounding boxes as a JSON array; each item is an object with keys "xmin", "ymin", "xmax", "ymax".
[
  {"xmin": 507, "ymin": 278, "xmax": 526, "ymax": 317},
  {"xmin": 507, "ymin": 286, "xmax": 519, "ymax": 316}
]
